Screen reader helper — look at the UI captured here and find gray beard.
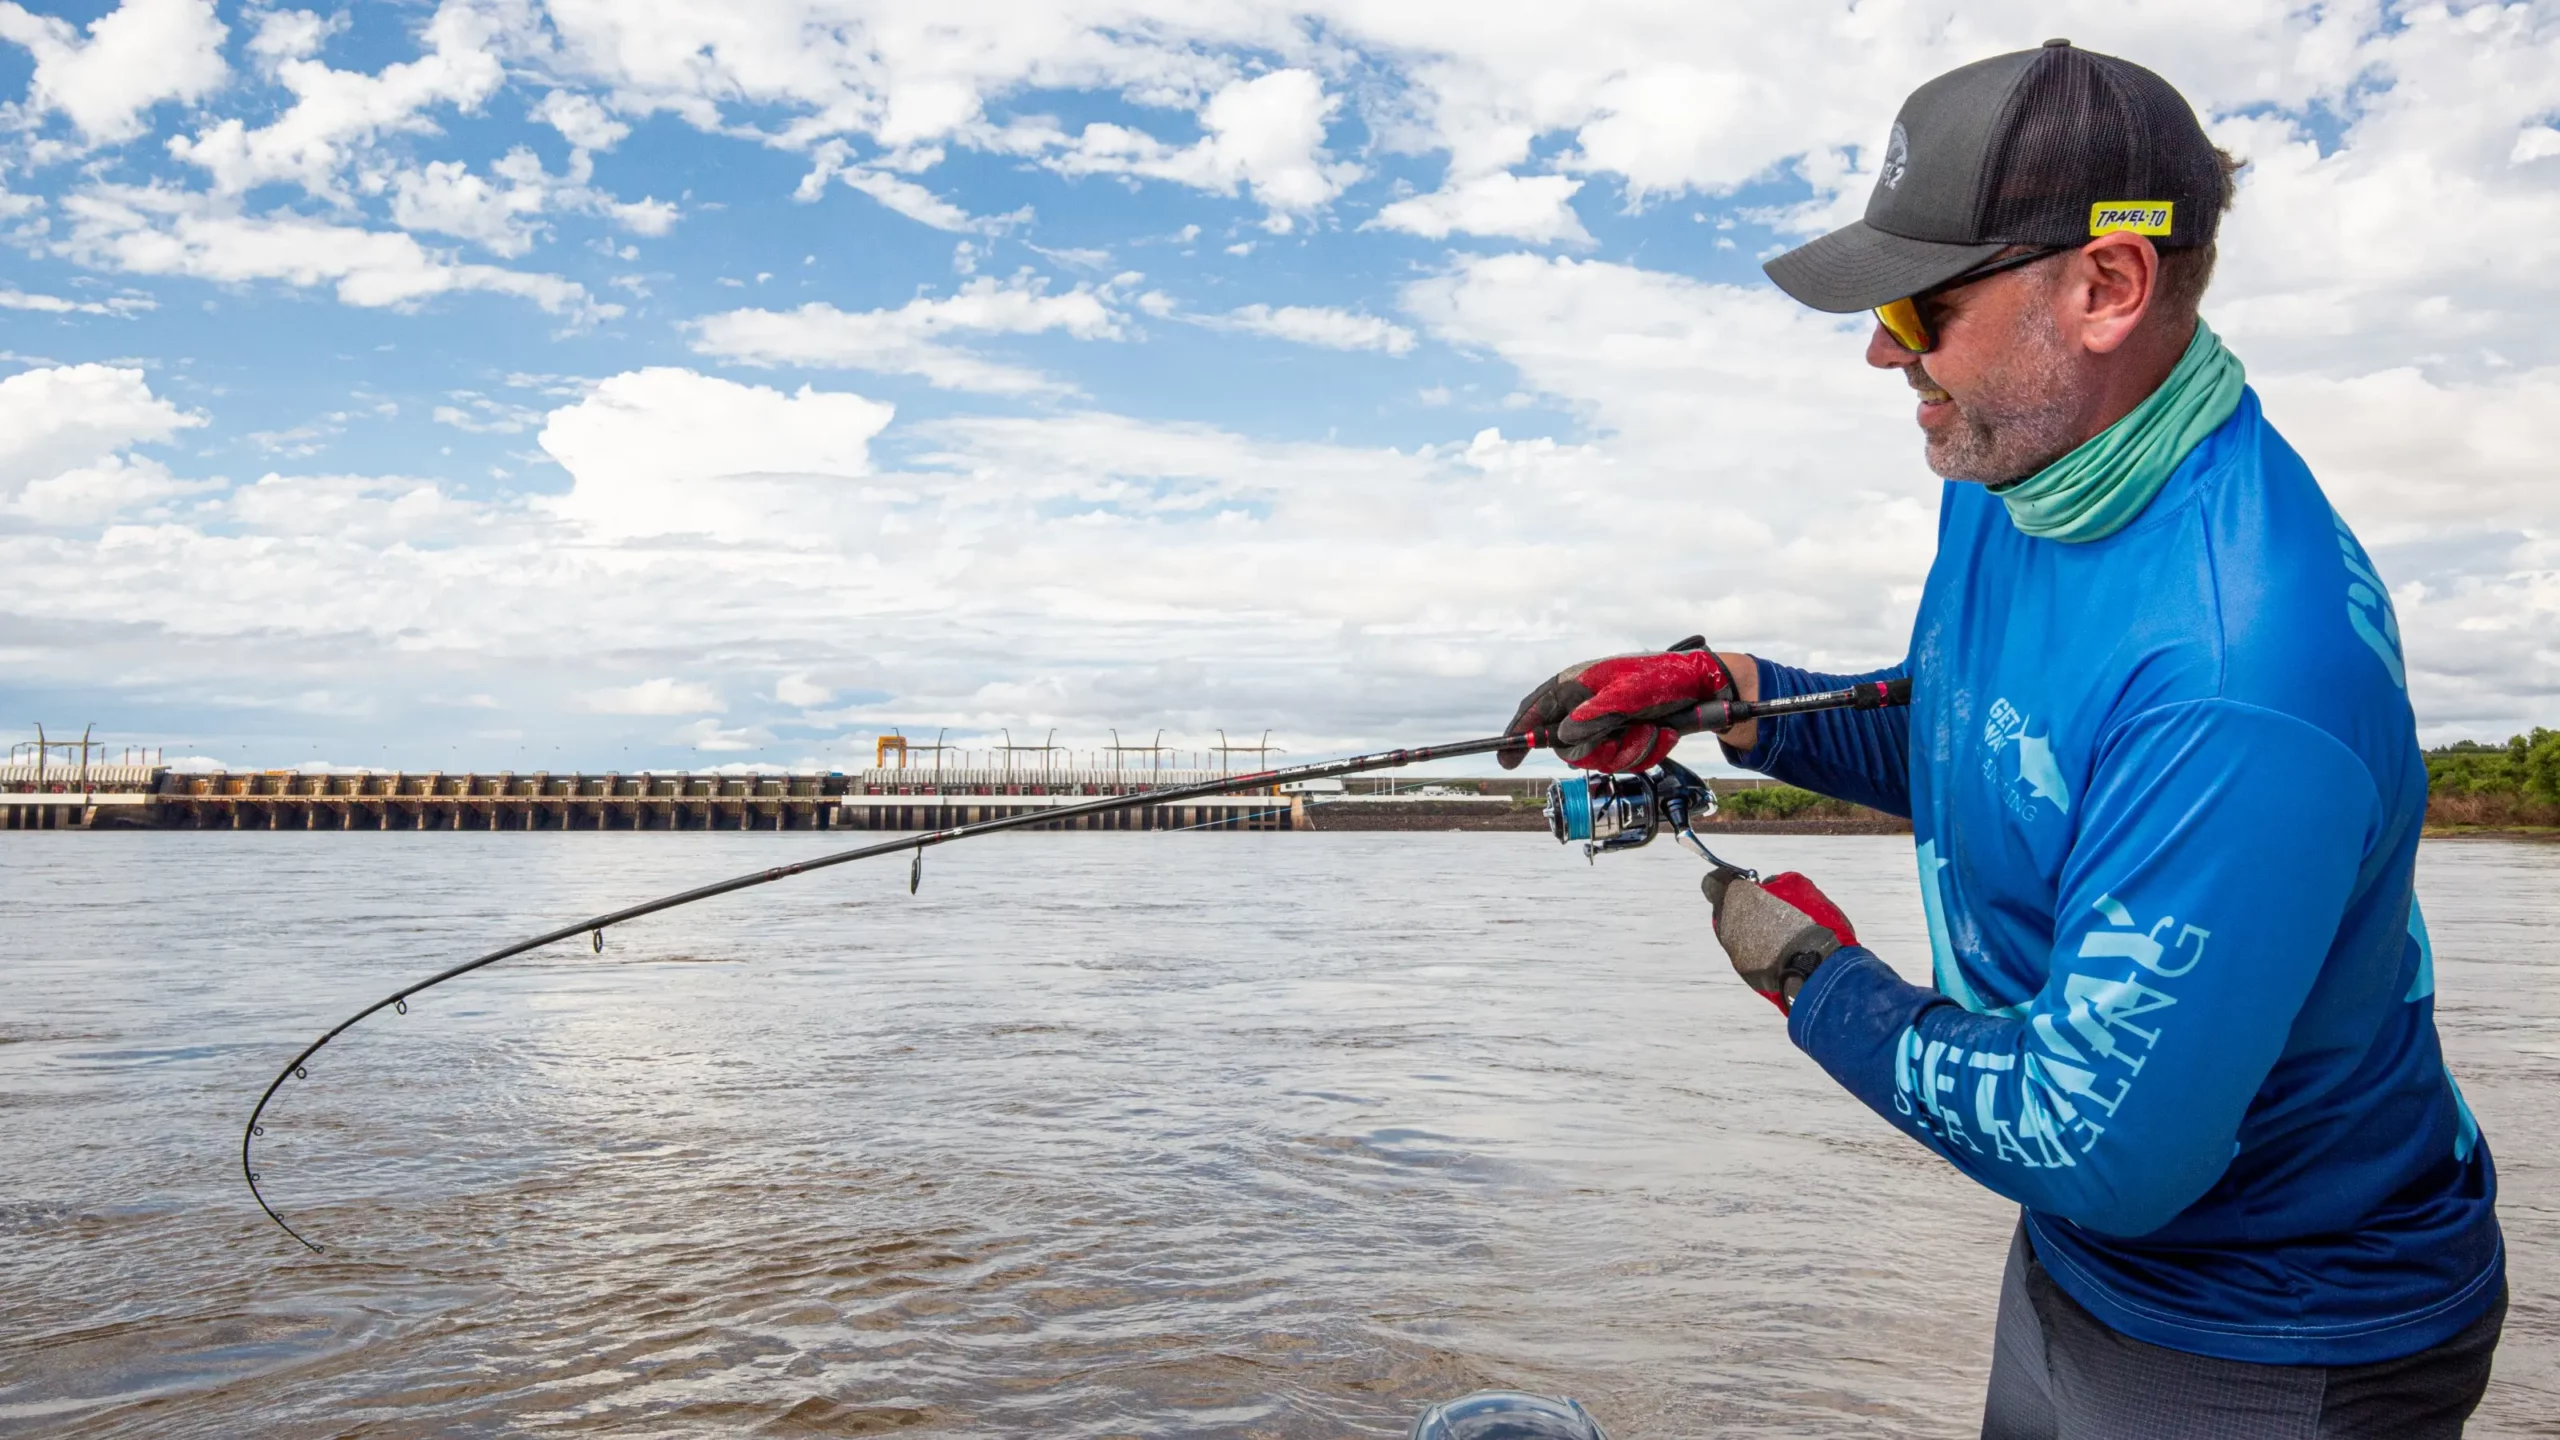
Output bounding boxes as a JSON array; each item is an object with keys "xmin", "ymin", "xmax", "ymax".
[{"xmin": 1920, "ymin": 305, "xmax": 2088, "ymax": 484}]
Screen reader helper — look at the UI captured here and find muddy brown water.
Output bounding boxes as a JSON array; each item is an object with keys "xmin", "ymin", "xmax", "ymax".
[{"xmin": 1, "ymin": 832, "xmax": 2551, "ymax": 1437}]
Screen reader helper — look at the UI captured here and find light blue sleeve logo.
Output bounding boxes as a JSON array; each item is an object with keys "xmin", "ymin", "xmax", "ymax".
[
  {"xmin": 2402, "ymin": 898, "xmax": 2478, "ymax": 1161},
  {"xmin": 2446, "ymin": 1064, "xmax": 2480, "ymax": 1162},
  {"xmin": 1918, "ymin": 839, "xmax": 1983, "ymax": 1012},
  {"xmin": 2016, "ymin": 733, "xmax": 2070, "ymax": 813},
  {"xmin": 2404, "ymin": 895, "xmax": 2434, "ymax": 1003},
  {"xmin": 2080, "ymin": 893, "xmax": 2211, "ymax": 978},
  {"xmin": 1917, "ymin": 839, "xmax": 2027, "ymax": 1017},
  {"xmin": 2335, "ymin": 511, "xmax": 2406, "ymax": 691},
  {"xmin": 1981, "ymin": 697, "xmax": 2070, "ymax": 821}
]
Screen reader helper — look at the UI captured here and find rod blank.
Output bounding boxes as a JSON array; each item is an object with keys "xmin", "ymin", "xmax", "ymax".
[{"xmin": 240, "ymin": 680, "xmax": 1914, "ymax": 1254}]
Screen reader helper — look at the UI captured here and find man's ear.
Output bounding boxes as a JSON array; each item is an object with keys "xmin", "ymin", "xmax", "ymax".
[{"xmin": 2068, "ymin": 233, "xmax": 2159, "ymax": 356}]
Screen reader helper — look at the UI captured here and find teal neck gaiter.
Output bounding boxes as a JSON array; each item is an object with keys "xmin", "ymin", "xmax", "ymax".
[{"xmin": 1993, "ymin": 320, "xmax": 2246, "ymax": 544}]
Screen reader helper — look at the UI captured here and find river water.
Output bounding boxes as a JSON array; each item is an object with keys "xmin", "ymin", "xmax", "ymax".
[{"xmin": 0, "ymin": 831, "xmax": 2551, "ymax": 1438}]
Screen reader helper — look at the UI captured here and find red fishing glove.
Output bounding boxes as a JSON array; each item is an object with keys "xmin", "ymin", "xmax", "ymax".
[
  {"xmin": 1700, "ymin": 868, "xmax": 1857, "ymax": 1015},
  {"xmin": 1498, "ymin": 637, "xmax": 1739, "ymax": 771}
]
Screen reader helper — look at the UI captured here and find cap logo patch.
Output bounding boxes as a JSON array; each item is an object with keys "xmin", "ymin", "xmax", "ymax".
[
  {"xmin": 2089, "ymin": 201, "xmax": 2173, "ymax": 237},
  {"xmin": 1880, "ymin": 123, "xmax": 1910, "ymax": 191}
]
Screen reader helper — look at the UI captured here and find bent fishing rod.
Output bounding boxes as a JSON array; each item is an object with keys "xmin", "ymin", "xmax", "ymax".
[{"xmin": 242, "ymin": 674, "xmax": 1909, "ymax": 1253}]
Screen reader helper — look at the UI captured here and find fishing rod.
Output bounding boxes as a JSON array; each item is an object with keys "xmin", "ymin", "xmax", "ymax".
[{"xmin": 241, "ymin": 675, "xmax": 1911, "ymax": 1253}]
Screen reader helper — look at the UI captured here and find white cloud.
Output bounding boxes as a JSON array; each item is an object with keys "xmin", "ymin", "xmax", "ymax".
[
  {"xmin": 389, "ymin": 157, "xmax": 548, "ymax": 256},
  {"xmin": 2203, "ymin": 7, "xmax": 2560, "ymax": 378},
  {"xmin": 1401, "ymin": 251, "xmax": 1934, "ymax": 663},
  {"xmin": 382, "ymin": 144, "xmax": 680, "ymax": 253},
  {"xmin": 534, "ymin": 89, "xmax": 629, "ymax": 153},
  {"xmin": 1028, "ymin": 243, "xmax": 1112, "ymax": 270},
  {"xmin": 670, "ymin": 718, "xmax": 773, "ymax": 751},
  {"xmin": 1046, "ymin": 70, "xmax": 1358, "ymax": 226},
  {"xmin": 837, "ymin": 165, "xmax": 1017, "ymax": 232},
  {"xmin": 690, "ymin": 274, "xmax": 1124, "ymax": 394},
  {"xmin": 165, "ymin": 0, "xmax": 502, "ymax": 199},
  {"xmin": 776, "ymin": 672, "xmax": 834, "ymax": 706},
  {"xmin": 222, "ymin": 472, "xmax": 476, "ymax": 544},
  {"xmin": 1198, "ymin": 303, "xmax": 1418, "ymax": 355},
  {"xmin": 2256, "ymin": 365, "xmax": 2560, "ymax": 734},
  {"xmin": 0, "ymin": 361, "xmax": 1650, "ymax": 751},
  {"xmin": 0, "ymin": 363, "xmax": 202, "ymax": 486},
  {"xmin": 588, "ymin": 678, "xmax": 726, "ymax": 715},
  {"xmin": 795, "ymin": 139, "xmax": 1026, "ymax": 233},
  {"xmin": 55, "ymin": 184, "xmax": 613, "ymax": 319},
  {"xmin": 388, "ymin": 147, "xmax": 679, "ymax": 253},
  {"xmin": 0, "ymin": 0, "xmax": 226, "ymax": 148},
  {"xmin": 536, "ymin": 367, "xmax": 896, "ymax": 540},
  {"xmin": 7, "ymin": 454, "xmax": 207, "ymax": 526},
  {"xmin": 431, "ymin": 392, "xmax": 543, "ymax": 434},
  {"xmin": 244, "ymin": 412, "xmax": 350, "ymax": 458},
  {"xmin": 1373, "ymin": 171, "xmax": 1592, "ymax": 245},
  {"xmin": 535, "ymin": 1, "xmax": 1244, "ymax": 154},
  {"xmin": 1321, "ymin": 4, "xmax": 2382, "ymax": 205},
  {"xmin": 0, "ymin": 288, "xmax": 154, "ymax": 317},
  {"xmin": 0, "ymin": 363, "xmax": 207, "ymax": 525},
  {"xmin": 588, "ymin": 193, "xmax": 679, "ymax": 235},
  {"xmin": 245, "ymin": 8, "xmax": 336, "ymax": 65},
  {"xmin": 491, "ymin": 4, "xmax": 2519, "ymax": 264}
]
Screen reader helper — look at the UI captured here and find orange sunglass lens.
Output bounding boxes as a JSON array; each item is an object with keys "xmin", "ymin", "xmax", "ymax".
[{"xmin": 1874, "ymin": 297, "xmax": 1931, "ymax": 352}]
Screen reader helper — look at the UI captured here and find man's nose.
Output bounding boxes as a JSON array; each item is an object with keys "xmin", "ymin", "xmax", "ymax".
[{"xmin": 1866, "ymin": 323, "xmax": 1919, "ymax": 371}]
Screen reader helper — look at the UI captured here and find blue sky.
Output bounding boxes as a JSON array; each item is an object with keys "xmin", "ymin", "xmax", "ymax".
[{"xmin": 3, "ymin": 1, "xmax": 2555, "ymax": 773}]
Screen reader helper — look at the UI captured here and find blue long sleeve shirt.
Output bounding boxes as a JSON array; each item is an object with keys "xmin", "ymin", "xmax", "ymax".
[{"xmin": 1727, "ymin": 389, "xmax": 2502, "ymax": 1365}]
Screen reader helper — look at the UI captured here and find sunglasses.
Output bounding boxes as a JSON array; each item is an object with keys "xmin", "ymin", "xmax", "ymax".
[{"xmin": 1874, "ymin": 247, "xmax": 2065, "ymax": 354}]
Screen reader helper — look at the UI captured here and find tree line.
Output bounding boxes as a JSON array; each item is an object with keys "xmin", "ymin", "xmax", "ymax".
[{"xmin": 2426, "ymin": 730, "xmax": 2560, "ymax": 830}]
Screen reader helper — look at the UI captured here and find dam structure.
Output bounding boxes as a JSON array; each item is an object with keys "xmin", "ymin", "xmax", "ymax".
[
  {"xmin": 2, "ymin": 762, "xmax": 1306, "ymax": 832},
  {"xmin": 3, "ymin": 727, "xmax": 1625, "ymax": 834},
  {"xmin": 835, "ymin": 767, "xmax": 1298, "ymax": 831}
]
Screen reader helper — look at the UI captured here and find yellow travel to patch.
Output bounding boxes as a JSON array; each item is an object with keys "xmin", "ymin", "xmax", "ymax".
[{"xmin": 2089, "ymin": 201, "xmax": 2174, "ymax": 237}]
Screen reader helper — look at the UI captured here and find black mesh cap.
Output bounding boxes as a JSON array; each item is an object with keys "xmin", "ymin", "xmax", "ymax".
[{"xmin": 1765, "ymin": 40, "xmax": 2226, "ymax": 314}]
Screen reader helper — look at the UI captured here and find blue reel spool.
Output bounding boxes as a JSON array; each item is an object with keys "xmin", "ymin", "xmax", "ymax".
[
  {"xmin": 1545, "ymin": 759, "xmax": 1721, "ymax": 862},
  {"xmin": 1550, "ymin": 773, "xmax": 1596, "ymax": 840},
  {"xmin": 1545, "ymin": 771, "xmax": 1666, "ymax": 855}
]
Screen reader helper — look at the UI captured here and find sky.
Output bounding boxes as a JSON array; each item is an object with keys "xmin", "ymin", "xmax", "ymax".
[{"xmin": 0, "ymin": 0, "xmax": 2553, "ymax": 775}]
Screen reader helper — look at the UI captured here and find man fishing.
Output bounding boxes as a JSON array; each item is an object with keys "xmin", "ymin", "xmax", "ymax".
[{"xmin": 1502, "ymin": 41, "xmax": 2504, "ymax": 1438}]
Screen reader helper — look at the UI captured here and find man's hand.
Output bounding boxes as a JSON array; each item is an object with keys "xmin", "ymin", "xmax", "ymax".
[
  {"xmin": 1498, "ymin": 638, "xmax": 1739, "ymax": 771},
  {"xmin": 1702, "ymin": 868, "xmax": 1858, "ymax": 1015}
]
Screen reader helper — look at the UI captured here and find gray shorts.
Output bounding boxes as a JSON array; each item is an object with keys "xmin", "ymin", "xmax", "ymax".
[{"xmin": 1983, "ymin": 1223, "xmax": 2503, "ymax": 1440}]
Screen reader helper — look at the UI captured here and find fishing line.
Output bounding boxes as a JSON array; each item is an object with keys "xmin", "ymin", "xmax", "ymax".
[
  {"xmin": 1159, "ymin": 805, "xmax": 1294, "ymax": 833},
  {"xmin": 242, "ymin": 678, "xmax": 1909, "ymax": 1254}
]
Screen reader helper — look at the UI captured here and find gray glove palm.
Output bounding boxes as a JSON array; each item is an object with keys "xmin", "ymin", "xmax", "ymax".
[{"xmin": 1702, "ymin": 866, "xmax": 1858, "ymax": 1016}]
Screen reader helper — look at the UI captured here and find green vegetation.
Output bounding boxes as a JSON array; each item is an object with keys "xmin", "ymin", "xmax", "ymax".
[
  {"xmin": 1719, "ymin": 783, "xmax": 1821, "ymax": 819},
  {"xmin": 2427, "ymin": 730, "xmax": 2560, "ymax": 800},
  {"xmin": 1710, "ymin": 732, "xmax": 2560, "ymax": 833},
  {"xmin": 1716, "ymin": 783, "xmax": 1883, "ymax": 823},
  {"xmin": 2425, "ymin": 731, "xmax": 2560, "ymax": 830}
]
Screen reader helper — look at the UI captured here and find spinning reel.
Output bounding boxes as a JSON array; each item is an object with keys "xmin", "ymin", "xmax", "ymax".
[
  {"xmin": 1537, "ymin": 676, "xmax": 1910, "ymax": 875},
  {"xmin": 1545, "ymin": 757, "xmax": 1750, "ymax": 874}
]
